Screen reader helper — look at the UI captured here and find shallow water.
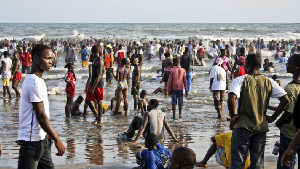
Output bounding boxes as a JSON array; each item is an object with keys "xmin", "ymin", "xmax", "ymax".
[{"xmin": 0, "ymin": 49, "xmax": 291, "ymax": 167}]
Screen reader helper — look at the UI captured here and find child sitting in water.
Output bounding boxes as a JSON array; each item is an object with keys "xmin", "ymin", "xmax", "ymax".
[
  {"xmin": 71, "ymin": 95, "xmax": 84, "ymax": 116},
  {"xmin": 110, "ymin": 89, "xmax": 124, "ymax": 115},
  {"xmin": 263, "ymin": 58, "xmax": 270, "ymax": 71},
  {"xmin": 268, "ymin": 62, "xmax": 276, "ymax": 72}
]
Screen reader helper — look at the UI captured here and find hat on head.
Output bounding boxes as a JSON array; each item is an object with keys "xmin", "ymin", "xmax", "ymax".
[{"xmin": 216, "ymin": 58, "xmax": 223, "ymax": 66}]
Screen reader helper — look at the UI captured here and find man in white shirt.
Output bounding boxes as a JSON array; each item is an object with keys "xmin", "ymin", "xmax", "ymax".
[
  {"xmin": 209, "ymin": 58, "xmax": 226, "ymax": 118},
  {"xmin": 1, "ymin": 51, "xmax": 12, "ymax": 99},
  {"xmin": 229, "ymin": 42, "xmax": 236, "ymax": 58},
  {"xmin": 17, "ymin": 44, "xmax": 65, "ymax": 168}
]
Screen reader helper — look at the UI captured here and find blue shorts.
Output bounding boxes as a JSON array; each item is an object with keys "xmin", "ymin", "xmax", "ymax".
[{"xmin": 171, "ymin": 90, "xmax": 183, "ymax": 106}]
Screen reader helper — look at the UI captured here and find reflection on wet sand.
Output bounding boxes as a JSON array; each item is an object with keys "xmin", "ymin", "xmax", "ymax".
[{"xmin": 85, "ymin": 130, "xmax": 104, "ymax": 165}]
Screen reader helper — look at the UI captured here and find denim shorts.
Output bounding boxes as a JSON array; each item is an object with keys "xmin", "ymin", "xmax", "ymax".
[
  {"xmin": 171, "ymin": 90, "xmax": 183, "ymax": 106},
  {"xmin": 18, "ymin": 137, "xmax": 54, "ymax": 169}
]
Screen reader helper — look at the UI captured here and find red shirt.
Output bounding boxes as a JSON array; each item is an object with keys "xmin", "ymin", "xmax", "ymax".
[
  {"xmin": 167, "ymin": 66, "xmax": 188, "ymax": 92},
  {"xmin": 65, "ymin": 72, "xmax": 75, "ymax": 89},
  {"xmin": 117, "ymin": 50, "xmax": 125, "ymax": 66},
  {"xmin": 233, "ymin": 66, "xmax": 246, "ymax": 79},
  {"xmin": 19, "ymin": 52, "xmax": 32, "ymax": 66}
]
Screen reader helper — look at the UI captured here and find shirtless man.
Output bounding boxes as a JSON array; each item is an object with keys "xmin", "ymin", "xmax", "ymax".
[
  {"xmin": 85, "ymin": 45, "xmax": 105, "ymax": 124},
  {"xmin": 11, "ymin": 51, "xmax": 21, "ymax": 97},
  {"xmin": 115, "ymin": 58, "xmax": 130, "ymax": 115},
  {"xmin": 131, "ymin": 57, "xmax": 141, "ymax": 110},
  {"xmin": 161, "ymin": 53, "xmax": 173, "ymax": 96}
]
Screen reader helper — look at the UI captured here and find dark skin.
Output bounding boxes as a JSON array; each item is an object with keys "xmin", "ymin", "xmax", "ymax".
[
  {"xmin": 277, "ymin": 56, "xmax": 300, "ymax": 167},
  {"xmin": 11, "ymin": 53, "xmax": 21, "ymax": 97},
  {"xmin": 30, "ymin": 49, "xmax": 65, "ymax": 156},
  {"xmin": 162, "ymin": 57, "xmax": 173, "ymax": 96},
  {"xmin": 132, "ymin": 58, "xmax": 141, "ymax": 110},
  {"xmin": 115, "ymin": 62, "xmax": 130, "ymax": 115},
  {"xmin": 228, "ymin": 59, "xmax": 289, "ymax": 130},
  {"xmin": 0, "ymin": 55, "xmax": 12, "ymax": 99},
  {"xmin": 132, "ymin": 102, "xmax": 178, "ymax": 144},
  {"xmin": 65, "ymin": 65, "xmax": 75, "ymax": 117},
  {"xmin": 89, "ymin": 54, "xmax": 104, "ymax": 124}
]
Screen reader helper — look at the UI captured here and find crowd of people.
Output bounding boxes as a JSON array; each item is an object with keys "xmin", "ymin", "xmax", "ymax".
[{"xmin": 0, "ymin": 36, "xmax": 300, "ymax": 168}]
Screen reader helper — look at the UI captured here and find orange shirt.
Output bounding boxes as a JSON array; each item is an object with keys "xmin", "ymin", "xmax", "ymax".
[{"xmin": 104, "ymin": 54, "xmax": 113, "ymax": 68}]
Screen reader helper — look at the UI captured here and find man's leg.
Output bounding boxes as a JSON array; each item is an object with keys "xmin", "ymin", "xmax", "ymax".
[
  {"xmin": 126, "ymin": 116, "xmax": 143, "ymax": 138},
  {"xmin": 213, "ymin": 91, "xmax": 222, "ymax": 118},
  {"xmin": 171, "ymin": 90, "xmax": 177, "ymax": 119},
  {"xmin": 123, "ymin": 89, "xmax": 128, "ymax": 116},
  {"xmin": 18, "ymin": 141, "xmax": 43, "ymax": 169},
  {"xmin": 97, "ymin": 100, "xmax": 103, "ymax": 124},
  {"xmin": 38, "ymin": 138, "xmax": 55, "ymax": 169},
  {"xmin": 249, "ymin": 132, "xmax": 266, "ymax": 169},
  {"xmin": 230, "ymin": 128, "xmax": 252, "ymax": 169},
  {"xmin": 186, "ymin": 72, "xmax": 192, "ymax": 92},
  {"xmin": 277, "ymin": 132, "xmax": 298, "ymax": 169},
  {"xmin": 178, "ymin": 90, "xmax": 184, "ymax": 119}
]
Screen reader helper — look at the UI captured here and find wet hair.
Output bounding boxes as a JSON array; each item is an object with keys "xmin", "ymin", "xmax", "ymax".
[
  {"xmin": 145, "ymin": 133, "xmax": 158, "ymax": 147},
  {"xmin": 245, "ymin": 54, "xmax": 262, "ymax": 69},
  {"xmin": 91, "ymin": 45, "xmax": 100, "ymax": 54},
  {"xmin": 172, "ymin": 147, "xmax": 196, "ymax": 168},
  {"xmin": 149, "ymin": 99, "xmax": 159, "ymax": 108},
  {"xmin": 77, "ymin": 95, "xmax": 84, "ymax": 102},
  {"xmin": 3, "ymin": 51, "xmax": 8, "ymax": 57},
  {"xmin": 272, "ymin": 74, "xmax": 278, "ymax": 80},
  {"xmin": 140, "ymin": 90, "xmax": 147, "ymax": 98},
  {"xmin": 31, "ymin": 44, "xmax": 51, "ymax": 58},
  {"xmin": 269, "ymin": 62, "xmax": 274, "ymax": 67},
  {"xmin": 64, "ymin": 62, "xmax": 75, "ymax": 69},
  {"xmin": 164, "ymin": 52, "xmax": 170, "ymax": 58},
  {"xmin": 290, "ymin": 54, "xmax": 300, "ymax": 68},
  {"xmin": 121, "ymin": 58, "xmax": 127, "ymax": 65},
  {"xmin": 173, "ymin": 57, "xmax": 180, "ymax": 65}
]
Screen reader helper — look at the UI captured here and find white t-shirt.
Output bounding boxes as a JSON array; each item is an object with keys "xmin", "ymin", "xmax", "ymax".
[
  {"xmin": 2, "ymin": 57, "xmax": 12, "ymax": 79},
  {"xmin": 229, "ymin": 75, "xmax": 286, "ymax": 99},
  {"xmin": 210, "ymin": 65, "xmax": 226, "ymax": 90},
  {"xmin": 18, "ymin": 74, "xmax": 50, "ymax": 141}
]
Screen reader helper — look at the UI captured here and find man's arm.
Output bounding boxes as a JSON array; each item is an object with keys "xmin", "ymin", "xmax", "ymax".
[
  {"xmin": 209, "ymin": 78, "xmax": 213, "ymax": 90},
  {"xmin": 164, "ymin": 116, "xmax": 178, "ymax": 142},
  {"xmin": 266, "ymin": 95, "xmax": 290, "ymax": 123},
  {"xmin": 32, "ymin": 102, "xmax": 65, "ymax": 156},
  {"xmin": 132, "ymin": 112, "xmax": 149, "ymax": 144},
  {"xmin": 281, "ymin": 129, "xmax": 300, "ymax": 167}
]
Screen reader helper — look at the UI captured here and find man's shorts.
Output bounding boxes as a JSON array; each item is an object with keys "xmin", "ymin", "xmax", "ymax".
[
  {"xmin": 21, "ymin": 65, "xmax": 30, "ymax": 74},
  {"xmin": 3, "ymin": 79, "xmax": 10, "ymax": 86},
  {"xmin": 86, "ymin": 84, "xmax": 103, "ymax": 101},
  {"xmin": 163, "ymin": 71, "xmax": 170, "ymax": 83},
  {"xmin": 82, "ymin": 60, "xmax": 88, "ymax": 67},
  {"xmin": 131, "ymin": 81, "xmax": 140, "ymax": 95},
  {"xmin": 213, "ymin": 90, "xmax": 225, "ymax": 110},
  {"xmin": 66, "ymin": 86, "xmax": 75, "ymax": 97},
  {"xmin": 13, "ymin": 72, "xmax": 22, "ymax": 82},
  {"xmin": 171, "ymin": 89, "xmax": 183, "ymax": 106}
]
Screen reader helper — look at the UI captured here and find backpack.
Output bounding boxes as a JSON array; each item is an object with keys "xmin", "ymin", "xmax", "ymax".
[{"xmin": 292, "ymin": 80, "xmax": 300, "ymax": 129}]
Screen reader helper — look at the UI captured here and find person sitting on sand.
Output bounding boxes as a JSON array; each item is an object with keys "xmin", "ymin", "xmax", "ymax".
[
  {"xmin": 134, "ymin": 133, "xmax": 171, "ymax": 169},
  {"xmin": 71, "ymin": 95, "xmax": 84, "ymax": 116},
  {"xmin": 196, "ymin": 132, "xmax": 250, "ymax": 169},
  {"xmin": 169, "ymin": 147, "xmax": 196, "ymax": 169}
]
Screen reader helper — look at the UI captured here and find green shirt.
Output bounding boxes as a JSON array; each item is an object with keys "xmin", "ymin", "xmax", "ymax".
[{"xmin": 281, "ymin": 83, "xmax": 300, "ymax": 139}]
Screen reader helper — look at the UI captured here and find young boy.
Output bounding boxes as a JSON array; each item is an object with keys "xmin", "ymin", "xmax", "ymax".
[
  {"xmin": 71, "ymin": 95, "xmax": 84, "ymax": 116},
  {"xmin": 0, "ymin": 51, "xmax": 12, "ymax": 99},
  {"xmin": 167, "ymin": 57, "xmax": 188, "ymax": 119},
  {"xmin": 134, "ymin": 133, "xmax": 171, "ymax": 169},
  {"xmin": 131, "ymin": 57, "xmax": 141, "ymax": 110}
]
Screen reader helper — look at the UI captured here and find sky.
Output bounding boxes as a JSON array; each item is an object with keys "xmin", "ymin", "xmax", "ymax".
[{"xmin": 1, "ymin": 0, "xmax": 299, "ymax": 23}]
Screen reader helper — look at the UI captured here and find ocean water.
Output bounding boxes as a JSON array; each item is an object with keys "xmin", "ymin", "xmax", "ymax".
[
  {"xmin": 1, "ymin": 23, "xmax": 300, "ymax": 42},
  {"xmin": 0, "ymin": 23, "xmax": 297, "ymax": 168}
]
